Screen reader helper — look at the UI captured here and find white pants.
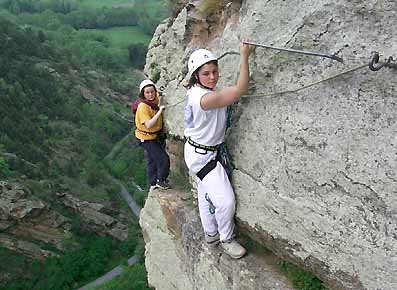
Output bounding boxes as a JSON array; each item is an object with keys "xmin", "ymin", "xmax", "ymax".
[{"xmin": 184, "ymin": 143, "xmax": 236, "ymax": 241}]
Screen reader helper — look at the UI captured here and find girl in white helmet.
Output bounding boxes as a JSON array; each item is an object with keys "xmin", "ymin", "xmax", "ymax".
[
  {"xmin": 134, "ymin": 79, "xmax": 170, "ymax": 190},
  {"xmin": 184, "ymin": 41, "xmax": 255, "ymax": 259}
]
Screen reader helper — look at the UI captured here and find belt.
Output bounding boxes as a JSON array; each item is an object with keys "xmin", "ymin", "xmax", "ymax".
[
  {"xmin": 136, "ymin": 128, "xmax": 161, "ymax": 135},
  {"xmin": 187, "ymin": 137, "xmax": 219, "ymax": 152}
]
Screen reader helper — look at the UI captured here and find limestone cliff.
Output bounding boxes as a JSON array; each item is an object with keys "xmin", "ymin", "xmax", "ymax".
[
  {"xmin": 0, "ymin": 181, "xmax": 129, "ymax": 260},
  {"xmin": 139, "ymin": 1, "xmax": 397, "ymax": 290},
  {"xmin": 140, "ymin": 189, "xmax": 294, "ymax": 290}
]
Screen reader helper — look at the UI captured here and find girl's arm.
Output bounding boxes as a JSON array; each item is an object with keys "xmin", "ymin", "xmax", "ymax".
[
  {"xmin": 145, "ymin": 106, "xmax": 165, "ymax": 128},
  {"xmin": 201, "ymin": 42, "xmax": 255, "ymax": 110}
]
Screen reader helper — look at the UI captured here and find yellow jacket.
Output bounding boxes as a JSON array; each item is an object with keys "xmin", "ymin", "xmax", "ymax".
[{"xmin": 134, "ymin": 99, "xmax": 162, "ymax": 140}]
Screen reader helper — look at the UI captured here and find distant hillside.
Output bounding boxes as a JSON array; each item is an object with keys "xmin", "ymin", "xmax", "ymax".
[
  {"xmin": 0, "ymin": 0, "xmax": 169, "ymax": 81},
  {"xmin": 0, "ymin": 17, "xmax": 125, "ymax": 178},
  {"xmin": 0, "ymin": 17, "xmax": 149, "ymax": 290},
  {"xmin": 0, "ymin": 2, "xmax": 170, "ymax": 288}
]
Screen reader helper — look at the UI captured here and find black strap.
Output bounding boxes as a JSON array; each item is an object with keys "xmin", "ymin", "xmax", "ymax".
[
  {"xmin": 196, "ymin": 159, "xmax": 218, "ymax": 180},
  {"xmin": 136, "ymin": 128, "xmax": 161, "ymax": 135}
]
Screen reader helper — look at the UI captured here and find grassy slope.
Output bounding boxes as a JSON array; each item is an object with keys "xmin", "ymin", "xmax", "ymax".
[
  {"xmin": 79, "ymin": 0, "xmax": 166, "ymax": 66},
  {"xmin": 75, "ymin": 26, "xmax": 151, "ymax": 60},
  {"xmin": 80, "ymin": 0, "xmax": 165, "ymax": 14},
  {"xmin": 100, "ymin": 26, "xmax": 151, "ymax": 46},
  {"xmin": 80, "ymin": 26, "xmax": 151, "ymax": 47},
  {"xmin": 80, "ymin": 0, "xmax": 135, "ymax": 9},
  {"xmin": 80, "ymin": 0, "xmax": 166, "ymax": 21}
]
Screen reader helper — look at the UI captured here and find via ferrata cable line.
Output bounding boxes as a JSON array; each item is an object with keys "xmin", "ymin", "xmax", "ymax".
[
  {"xmin": 242, "ymin": 40, "xmax": 344, "ymax": 63},
  {"xmin": 165, "ymin": 50, "xmax": 396, "ymax": 108}
]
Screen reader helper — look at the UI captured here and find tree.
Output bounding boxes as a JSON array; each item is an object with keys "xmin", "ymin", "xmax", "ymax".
[{"xmin": 128, "ymin": 43, "xmax": 147, "ymax": 69}]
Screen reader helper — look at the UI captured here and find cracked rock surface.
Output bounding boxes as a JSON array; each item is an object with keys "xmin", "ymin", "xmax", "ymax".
[
  {"xmin": 0, "ymin": 182, "xmax": 129, "ymax": 260},
  {"xmin": 145, "ymin": 1, "xmax": 397, "ymax": 290},
  {"xmin": 139, "ymin": 189, "xmax": 294, "ymax": 290}
]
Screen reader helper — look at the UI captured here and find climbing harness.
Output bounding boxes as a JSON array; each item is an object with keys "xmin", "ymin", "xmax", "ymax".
[
  {"xmin": 217, "ymin": 142, "xmax": 234, "ymax": 178},
  {"xmin": 136, "ymin": 127, "xmax": 161, "ymax": 136},
  {"xmin": 195, "ymin": 146, "xmax": 233, "ymax": 181},
  {"xmin": 243, "ymin": 40, "xmax": 344, "ymax": 63},
  {"xmin": 216, "ymin": 105, "xmax": 236, "ymax": 179},
  {"xmin": 187, "ymin": 137, "xmax": 220, "ymax": 152},
  {"xmin": 185, "ymin": 136, "xmax": 222, "ymax": 180},
  {"xmin": 187, "ymin": 141, "xmax": 234, "ymax": 180},
  {"xmin": 197, "ymin": 159, "xmax": 218, "ymax": 180},
  {"xmin": 186, "ymin": 105, "xmax": 234, "ymax": 180}
]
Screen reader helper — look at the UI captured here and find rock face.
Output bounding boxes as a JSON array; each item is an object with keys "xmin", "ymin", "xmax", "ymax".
[
  {"xmin": 141, "ymin": 1, "xmax": 397, "ymax": 290},
  {"xmin": 140, "ymin": 189, "xmax": 294, "ymax": 290},
  {"xmin": 0, "ymin": 181, "xmax": 129, "ymax": 260},
  {"xmin": 56, "ymin": 192, "xmax": 129, "ymax": 241},
  {"xmin": 0, "ymin": 181, "xmax": 69, "ymax": 260}
]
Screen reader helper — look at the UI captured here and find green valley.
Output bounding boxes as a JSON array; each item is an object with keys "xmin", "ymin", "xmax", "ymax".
[{"xmin": 0, "ymin": 0, "xmax": 170, "ymax": 289}]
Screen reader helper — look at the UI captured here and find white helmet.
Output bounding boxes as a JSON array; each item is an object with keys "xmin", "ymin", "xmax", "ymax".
[
  {"xmin": 188, "ymin": 49, "xmax": 217, "ymax": 77},
  {"xmin": 139, "ymin": 79, "xmax": 155, "ymax": 93}
]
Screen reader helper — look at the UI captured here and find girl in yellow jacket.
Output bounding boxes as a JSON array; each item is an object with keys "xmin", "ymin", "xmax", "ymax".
[{"xmin": 134, "ymin": 80, "xmax": 170, "ymax": 190}]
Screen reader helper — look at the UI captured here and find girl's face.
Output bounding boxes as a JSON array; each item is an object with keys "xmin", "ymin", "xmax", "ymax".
[
  {"xmin": 143, "ymin": 86, "xmax": 156, "ymax": 101},
  {"xmin": 197, "ymin": 62, "xmax": 219, "ymax": 89}
]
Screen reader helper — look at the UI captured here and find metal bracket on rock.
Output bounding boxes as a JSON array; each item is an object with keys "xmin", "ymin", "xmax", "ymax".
[{"xmin": 369, "ymin": 52, "xmax": 397, "ymax": 71}]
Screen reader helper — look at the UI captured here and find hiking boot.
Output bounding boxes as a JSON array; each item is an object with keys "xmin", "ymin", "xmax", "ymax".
[
  {"xmin": 220, "ymin": 239, "xmax": 246, "ymax": 259},
  {"xmin": 204, "ymin": 232, "xmax": 220, "ymax": 245},
  {"xmin": 149, "ymin": 184, "xmax": 159, "ymax": 191},
  {"xmin": 156, "ymin": 180, "xmax": 171, "ymax": 190}
]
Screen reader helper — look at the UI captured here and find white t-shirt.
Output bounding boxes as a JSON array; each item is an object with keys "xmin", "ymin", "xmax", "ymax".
[{"xmin": 184, "ymin": 86, "xmax": 226, "ymax": 146}]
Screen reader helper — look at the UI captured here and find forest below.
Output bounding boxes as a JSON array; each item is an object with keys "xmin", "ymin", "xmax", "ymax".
[{"xmin": 0, "ymin": 0, "xmax": 171, "ymax": 289}]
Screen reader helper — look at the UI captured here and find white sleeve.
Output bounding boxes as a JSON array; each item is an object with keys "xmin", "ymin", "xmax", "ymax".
[
  {"xmin": 189, "ymin": 87, "xmax": 211, "ymax": 110},
  {"xmin": 184, "ymin": 94, "xmax": 193, "ymax": 129}
]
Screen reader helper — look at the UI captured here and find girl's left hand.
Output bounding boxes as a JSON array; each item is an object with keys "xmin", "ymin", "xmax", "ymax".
[{"xmin": 240, "ymin": 39, "xmax": 256, "ymax": 57}]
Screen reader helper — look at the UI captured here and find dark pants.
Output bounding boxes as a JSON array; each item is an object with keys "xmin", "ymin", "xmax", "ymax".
[{"xmin": 141, "ymin": 140, "xmax": 170, "ymax": 186}]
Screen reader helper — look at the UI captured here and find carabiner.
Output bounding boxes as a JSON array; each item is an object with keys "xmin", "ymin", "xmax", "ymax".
[{"xmin": 369, "ymin": 52, "xmax": 384, "ymax": 71}]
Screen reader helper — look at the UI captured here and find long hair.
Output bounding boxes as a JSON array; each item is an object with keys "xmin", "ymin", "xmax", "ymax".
[
  {"xmin": 186, "ymin": 60, "xmax": 218, "ymax": 89},
  {"xmin": 139, "ymin": 84, "xmax": 157, "ymax": 99}
]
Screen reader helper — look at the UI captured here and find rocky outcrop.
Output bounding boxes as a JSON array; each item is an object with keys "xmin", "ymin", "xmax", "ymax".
[
  {"xmin": 0, "ymin": 181, "xmax": 70, "ymax": 259},
  {"xmin": 56, "ymin": 192, "xmax": 129, "ymax": 241},
  {"xmin": 141, "ymin": 1, "xmax": 397, "ymax": 290},
  {"xmin": 140, "ymin": 189, "xmax": 294, "ymax": 290},
  {"xmin": 0, "ymin": 181, "xmax": 129, "ymax": 260}
]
